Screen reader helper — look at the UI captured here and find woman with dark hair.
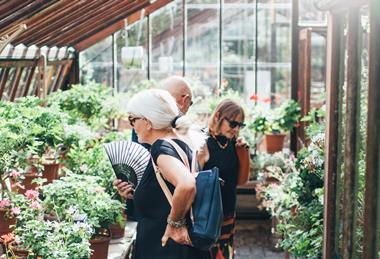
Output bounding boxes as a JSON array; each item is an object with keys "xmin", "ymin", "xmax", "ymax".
[{"xmin": 198, "ymin": 99, "xmax": 250, "ymax": 259}]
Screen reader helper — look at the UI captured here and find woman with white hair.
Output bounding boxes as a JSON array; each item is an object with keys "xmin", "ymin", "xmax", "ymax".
[{"xmin": 114, "ymin": 89, "xmax": 208, "ymax": 259}]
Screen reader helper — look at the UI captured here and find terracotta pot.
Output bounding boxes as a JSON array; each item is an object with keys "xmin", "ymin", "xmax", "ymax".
[
  {"xmin": 12, "ymin": 172, "xmax": 39, "ymax": 195},
  {"xmin": 42, "ymin": 162, "xmax": 60, "ymax": 184},
  {"xmin": 90, "ymin": 235, "xmax": 111, "ymax": 259},
  {"xmin": 264, "ymin": 134, "xmax": 286, "ymax": 154},
  {"xmin": 0, "ymin": 209, "xmax": 16, "ymax": 236},
  {"xmin": 109, "ymin": 223, "xmax": 125, "ymax": 239}
]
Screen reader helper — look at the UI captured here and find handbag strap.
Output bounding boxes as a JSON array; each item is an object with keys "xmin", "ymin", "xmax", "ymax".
[{"xmin": 152, "ymin": 138, "xmax": 197, "ymax": 207}]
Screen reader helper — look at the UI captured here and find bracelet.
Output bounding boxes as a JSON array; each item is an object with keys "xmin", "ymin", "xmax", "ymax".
[{"xmin": 167, "ymin": 217, "xmax": 186, "ymax": 228}]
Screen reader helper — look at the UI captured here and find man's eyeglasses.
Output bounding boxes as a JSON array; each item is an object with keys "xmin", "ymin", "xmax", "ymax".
[
  {"xmin": 182, "ymin": 94, "xmax": 193, "ymax": 106},
  {"xmin": 128, "ymin": 115, "xmax": 143, "ymax": 127},
  {"xmin": 225, "ymin": 118, "xmax": 246, "ymax": 129}
]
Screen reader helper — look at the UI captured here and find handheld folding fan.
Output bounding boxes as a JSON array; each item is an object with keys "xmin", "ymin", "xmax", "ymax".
[{"xmin": 104, "ymin": 141, "xmax": 150, "ymax": 188}]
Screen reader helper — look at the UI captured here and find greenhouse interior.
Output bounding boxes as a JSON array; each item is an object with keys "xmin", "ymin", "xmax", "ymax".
[{"xmin": 0, "ymin": 0, "xmax": 379, "ymax": 258}]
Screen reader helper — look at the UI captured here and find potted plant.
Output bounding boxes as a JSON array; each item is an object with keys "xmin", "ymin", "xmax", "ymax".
[
  {"xmin": 251, "ymin": 100, "xmax": 301, "ymax": 153},
  {"xmin": 41, "ymin": 174, "xmax": 125, "ymax": 259},
  {"xmin": 11, "ymin": 219, "xmax": 93, "ymax": 259}
]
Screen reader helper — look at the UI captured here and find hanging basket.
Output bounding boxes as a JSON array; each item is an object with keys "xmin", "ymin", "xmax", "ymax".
[{"xmin": 264, "ymin": 134, "xmax": 286, "ymax": 154}]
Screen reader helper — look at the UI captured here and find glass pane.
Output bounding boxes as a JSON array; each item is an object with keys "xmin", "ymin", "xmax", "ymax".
[
  {"xmin": 116, "ymin": 17, "xmax": 148, "ymax": 92},
  {"xmin": 222, "ymin": 2, "xmax": 255, "ymax": 96},
  {"xmin": 150, "ymin": 0, "xmax": 183, "ymax": 81},
  {"xmin": 79, "ymin": 36, "xmax": 113, "ymax": 87},
  {"xmin": 257, "ymin": 0, "xmax": 292, "ymax": 103},
  {"xmin": 186, "ymin": 2, "xmax": 219, "ymax": 93},
  {"xmin": 310, "ymin": 31, "xmax": 326, "ymax": 108}
]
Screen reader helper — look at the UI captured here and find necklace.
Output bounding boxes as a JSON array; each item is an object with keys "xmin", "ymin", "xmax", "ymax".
[{"xmin": 211, "ymin": 134, "xmax": 229, "ymax": 149}]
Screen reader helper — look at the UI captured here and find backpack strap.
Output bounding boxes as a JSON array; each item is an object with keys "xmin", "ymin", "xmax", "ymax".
[
  {"xmin": 152, "ymin": 159, "xmax": 173, "ymax": 206},
  {"xmin": 152, "ymin": 138, "xmax": 197, "ymax": 207}
]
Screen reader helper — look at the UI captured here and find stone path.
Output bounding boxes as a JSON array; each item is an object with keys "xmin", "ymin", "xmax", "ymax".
[{"xmin": 234, "ymin": 219, "xmax": 286, "ymax": 259}]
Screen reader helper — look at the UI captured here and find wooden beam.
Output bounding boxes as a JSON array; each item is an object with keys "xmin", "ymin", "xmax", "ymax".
[
  {"xmin": 290, "ymin": 0, "xmax": 299, "ymax": 154},
  {"xmin": 18, "ymin": 0, "xmax": 104, "ymax": 46},
  {"xmin": 0, "ymin": 59, "xmax": 38, "ymax": 68},
  {"xmin": 14, "ymin": 0, "xmax": 76, "ymax": 42},
  {"xmin": 22, "ymin": 66, "xmax": 36, "ymax": 97},
  {"xmin": 75, "ymin": 0, "xmax": 175, "ymax": 51},
  {"xmin": 323, "ymin": 12, "xmax": 344, "ymax": 259},
  {"xmin": 74, "ymin": 20, "xmax": 126, "ymax": 52},
  {"xmin": 54, "ymin": 61, "xmax": 73, "ymax": 92},
  {"xmin": 0, "ymin": 0, "xmax": 58, "ymax": 34},
  {"xmin": 35, "ymin": 55, "xmax": 46, "ymax": 98},
  {"xmin": 0, "ymin": 68, "xmax": 10, "ymax": 100},
  {"xmin": 9, "ymin": 67, "xmax": 24, "ymax": 101},
  {"xmin": 342, "ymin": 8, "xmax": 361, "ymax": 258},
  {"xmin": 56, "ymin": 0, "xmax": 150, "ymax": 47},
  {"xmin": 67, "ymin": 52, "xmax": 79, "ymax": 87},
  {"xmin": 297, "ymin": 28, "xmax": 312, "ymax": 148},
  {"xmin": 50, "ymin": 64, "xmax": 64, "ymax": 93},
  {"xmin": 34, "ymin": 0, "xmax": 135, "ymax": 47},
  {"xmin": 363, "ymin": 0, "xmax": 380, "ymax": 257},
  {"xmin": 127, "ymin": 0, "xmax": 174, "ymax": 25},
  {"xmin": 0, "ymin": 0, "xmax": 34, "ymax": 21}
]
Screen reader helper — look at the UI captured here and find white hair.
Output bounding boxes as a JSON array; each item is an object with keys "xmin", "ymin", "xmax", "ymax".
[{"xmin": 127, "ymin": 89, "xmax": 191, "ymax": 133}]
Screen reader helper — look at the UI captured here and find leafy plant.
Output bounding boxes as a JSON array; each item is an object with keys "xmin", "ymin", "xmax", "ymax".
[
  {"xmin": 13, "ymin": 219, "xmax": 92, "ymax": 259},
  {"xmin": 251, "ymin": 100, "xmax": 301, "ymax": 134},
  {"xmin": 41, "ymin": 174, "xmax": 124, "ymax": 234}
]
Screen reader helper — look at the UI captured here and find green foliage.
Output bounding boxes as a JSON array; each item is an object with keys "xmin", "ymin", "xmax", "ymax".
[
  {"xmin": 47, "ymin": 83, "xmax": 117, "ymax": 130},
  {"xmin": 251, "ymin": 100, "xmax": 301, "ymax": 134},
  {"xmin": 14, "ymin": 219, "xmax": 92, "ymax": 259},
  {"xmin": 41, "ymin": 174, "xmax": 124, "ymax": 233},
  {"xmin": 259, "ymin": 107, "xmax": 325, "ymax": 257}
]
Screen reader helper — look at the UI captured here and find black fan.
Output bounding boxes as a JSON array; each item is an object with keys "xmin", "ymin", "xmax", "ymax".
[{"xmin": 104, "ymin": 141, "xmax": 150, "ymax": 188}]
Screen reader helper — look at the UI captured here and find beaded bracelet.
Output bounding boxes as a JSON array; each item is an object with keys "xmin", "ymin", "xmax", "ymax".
[{"xmin": 167, "ymin": 217, "xmax": 186, "ymax": 228}]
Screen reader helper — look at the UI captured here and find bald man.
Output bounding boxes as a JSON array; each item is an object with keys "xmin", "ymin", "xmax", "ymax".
[
  {"xmin": 159, "ymin": 76, "xmax": 193, "ymax": 115},
  {"xmin": 127, "ymin": 76, "xmax": 193, "ymax": 220}
]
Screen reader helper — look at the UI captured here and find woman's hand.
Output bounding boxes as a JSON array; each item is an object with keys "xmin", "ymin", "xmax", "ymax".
[
  {"xmin": 161, "ymin": 224, "xmax": 192, "ymax": 247},
  {"xmin": 113, "ymin": 179, "xmax": 134, "ymax": 199}
]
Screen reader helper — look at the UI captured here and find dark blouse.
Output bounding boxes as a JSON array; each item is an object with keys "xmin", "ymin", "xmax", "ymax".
[
  {"xmin": 203, "ymin": 135, "xmax": 240, "ymax": 216},
  {"xmin": 133, "ymin": 139, "xmax": 208, "ymax": 259}
]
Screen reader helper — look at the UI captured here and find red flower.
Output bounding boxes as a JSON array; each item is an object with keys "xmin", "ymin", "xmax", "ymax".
[
  {"xmin": 250, "ymin": 94, "xmax": 259, "ymax": 101},
  {"xmin": 263, "ymin": 97, "xmax": 271, "ymax": 103}
]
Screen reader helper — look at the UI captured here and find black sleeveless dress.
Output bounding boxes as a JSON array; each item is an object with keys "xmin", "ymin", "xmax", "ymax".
[{"xmin": 133, "ymin": 139, "xmax": 209, "ymax": 259}]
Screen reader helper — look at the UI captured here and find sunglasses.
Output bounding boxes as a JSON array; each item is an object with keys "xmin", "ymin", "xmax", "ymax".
[
  {"xmin": 225, "ymin": 118, "xmax": 246, "ymax": 129},
  {"xmin": 128, "ymin": 115, "xmax": 143, "ymax": 127}
]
